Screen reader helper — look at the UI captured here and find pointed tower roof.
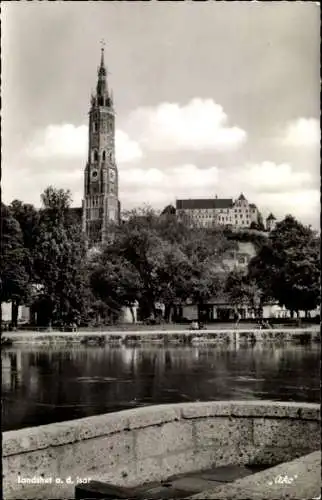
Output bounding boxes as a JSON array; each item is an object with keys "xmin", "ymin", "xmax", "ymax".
[
  {"xmin": 96, "ymin": 43, "xmax": 108, "ymax": 98},
  {"xmin": 98, "ymin": 46, "xmax": 107, "ymax": 77},
  {"xmin": 238, "ymin": 193, "xmax": 247, "ymax": 201},
  {"xmin": 266, "ymin": 213, "xmax": 276, "ymax": 221}
]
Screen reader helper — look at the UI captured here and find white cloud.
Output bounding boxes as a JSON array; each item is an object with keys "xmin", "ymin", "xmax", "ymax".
[
  {"xmin": 282, "ymin": 118, "xmax": 320, "ymax": 147},
  {"xmin": 115, "ymin": 130, "xmax": 143, "ymax": 163},
  {"xmin": 120, "ymin": 164, "xmax": 220, "ymax": 206},
  {"xmin": 25, "ymin": 124, "xmax": 143, "ymax": 163},
  {"xmin": 240, "ymin": 161, "xmax": 312, "ymax": 192},
  {"xmin": 25, "ymin": 124, "xmax": 88, "ymax": 159},
  {"xmin": 255, "ymin": 190, "xmax": 320, "ymax": 224},
  {"xmin": 125, "ymin": 98, "xmax": 247, "ymax": 152}
]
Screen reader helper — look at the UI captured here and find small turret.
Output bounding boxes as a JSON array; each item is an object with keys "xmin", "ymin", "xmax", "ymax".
[{"xmin": 266, "ymin": 213, "xmax": 276, "ymax": 232}]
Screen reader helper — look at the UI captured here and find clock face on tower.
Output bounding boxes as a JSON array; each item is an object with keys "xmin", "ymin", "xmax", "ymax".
[{"xmin": 91, "ymin": 169, "xmax": 98, "ymax": 180}]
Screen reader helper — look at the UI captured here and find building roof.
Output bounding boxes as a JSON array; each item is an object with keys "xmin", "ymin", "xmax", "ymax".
[
  {"xmin": 266, "ymin": 213, "xmax": 276, "ymax": 220},
  {"xmin": 238, "ymin": 193, "xmax": 247, "ymax": 201},
  {"xmin": 249, "ymin": 203, "xmax": 257, "ymax": 209},
  {"xmin": 176, "ymin": 198, "xmax": 233, "ymax": 210}
]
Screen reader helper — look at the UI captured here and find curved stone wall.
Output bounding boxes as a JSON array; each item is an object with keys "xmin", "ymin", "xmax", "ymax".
[{"xmin": 3, "ymin": 401, "xmax": 320, "ymax": 500}]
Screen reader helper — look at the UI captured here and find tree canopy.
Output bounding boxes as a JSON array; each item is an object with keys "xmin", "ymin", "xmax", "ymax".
[
  {"xmin": 90, "ymin": 208, "xmax": 234, "ymax": 320},
  {"xmin": 248, "ymin": 215, "xmax": 320, "ymax": 315}
]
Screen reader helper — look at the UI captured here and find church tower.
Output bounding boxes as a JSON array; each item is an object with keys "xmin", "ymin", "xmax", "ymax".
[{"xmin": 82, "ymin": 46, "xmax": 120, "ymax": 247}]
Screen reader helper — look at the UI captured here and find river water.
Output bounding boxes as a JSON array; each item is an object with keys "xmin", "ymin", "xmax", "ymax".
[{"xmin": 1, "ymin": 344, "xmax": 320, "ymax": 432}]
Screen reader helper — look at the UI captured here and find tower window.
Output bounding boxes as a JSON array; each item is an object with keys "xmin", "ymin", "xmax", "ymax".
[
  {"xmin": 98, "ymin": 97, "xmax": 104, "ymax": 106},
  {"xmin": 93, "ymin": 122, "xmax": 98, "ymax": 132},
  {"xmin": 102, "ymin": 150, "xmax": 106, "ymax": 161},
  {"xmin": 93, "ymin": 150, "xmax": 98, "ymax": 162}
]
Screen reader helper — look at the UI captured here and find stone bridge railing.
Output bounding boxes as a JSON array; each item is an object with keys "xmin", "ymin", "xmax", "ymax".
[{"xmin": 3, "ymin": 401, "xmax": 320, "ymax": 499}]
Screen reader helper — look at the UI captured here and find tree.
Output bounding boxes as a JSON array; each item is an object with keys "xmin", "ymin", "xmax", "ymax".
[
  {"xmin": 248, "ymin": 215, "xmax": 320, "ymax": 316},
  {"xmin": 93, "ymin": 208, "xmax": 227, "ymax": 322},
  {"xmin": 225, "ymin": 269, "xmax": 261, "ymax": 314},
  {"xmin": 0, "ymin": 204, "xmax": 30, "ymax": 326},
  {"xmin": 90, "ymin": 255, "xmax": 143, "ymax": 323},
  {"xmin": 9, "ymin": 200, "xmax": 40, "ymax": 277},
  {"xmin": 33, "ymin": 188, "xmax": 89, "ymax": 327}
]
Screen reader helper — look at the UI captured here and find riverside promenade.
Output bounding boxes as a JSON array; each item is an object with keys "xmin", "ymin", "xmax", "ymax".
[{"xmin": 3, "ymin": 326, "xmax": 320, "ymax": 346}]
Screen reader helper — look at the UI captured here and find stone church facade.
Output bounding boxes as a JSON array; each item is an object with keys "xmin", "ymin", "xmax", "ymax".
[{"xmin": 82, "ymin": 48, "xmax": 120, "ymax": 247}]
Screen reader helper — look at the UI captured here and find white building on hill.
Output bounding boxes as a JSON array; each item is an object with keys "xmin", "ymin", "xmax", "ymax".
[{"xmin": 176, "ymin": 193, "xmax": 260, "ymax": 229}]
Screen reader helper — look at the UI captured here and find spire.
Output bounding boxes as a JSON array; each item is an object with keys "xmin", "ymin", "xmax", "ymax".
[
  {"xmin": 96, "ymin": 41, "xmax": 107, "ymax": 97},
  {"xmin": 98, "ymin": 46, "xmax": 106, "ymax": 77}
]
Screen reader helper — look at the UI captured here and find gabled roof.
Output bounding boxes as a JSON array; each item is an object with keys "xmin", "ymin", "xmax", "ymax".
[
  {"xmin": 266, "ymin": 213, "xmax": 276, "ymax": 220},
  {"xmin": 238, "ymin": 193, "xmax": 247, "ymax": 201},
  {"xmin": 176, "ymin": 198, "xmax": 233, "ymax": 210}
]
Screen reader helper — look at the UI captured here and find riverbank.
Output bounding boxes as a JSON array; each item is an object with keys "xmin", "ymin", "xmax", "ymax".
[{"xmin": 2, "ymin": 327, "xmax": 320, "ymax": 346}]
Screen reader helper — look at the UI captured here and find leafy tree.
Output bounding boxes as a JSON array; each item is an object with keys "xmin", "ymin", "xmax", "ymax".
[
  {"xmin": 0, "ymin": 204, "xmax": 30, "ymax": 326},
  {"xmin": 90, "ymin": 255, "xmax": 143, "ymax": 323},
  {"xmin": 248, "ymin": 215, "xmax": 320, "ymax": 317},
  {"xmin": 94, "ymin": 208, "xmax": 228, "ymax": 322},
  {"xmin": 225, "ymin": 269, "xmax": 262, "ymax": 313},
  {"xmin": 33, "ymin": 188, "xmax": 89, "ymax": 327},
  {"xmin": 9, "ymin": 200, "xmax": 40, "ymax": 277}
]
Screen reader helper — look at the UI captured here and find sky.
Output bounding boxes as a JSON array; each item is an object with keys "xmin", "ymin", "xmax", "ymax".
[{"xmin": 2, "ymin": 1, "xmax": 320, "ymax": 228}]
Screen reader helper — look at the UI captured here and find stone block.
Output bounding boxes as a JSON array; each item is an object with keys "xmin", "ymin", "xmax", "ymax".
[
  {"xmin": 3, "ymin": 412, "xmax": 130, "ymax": 457},
  {"xmin": 56, "ymin": 433, "xmax": 135, "ymax": 479},
  {"xmin": 246, "ymin": 445, "xmax": 317, "ymax": 466},
  {"xmin": 181, "ymin": 402, "xmax": 232, "ymax": 419},
  {"xmin": 128, "ymin": 404, "xmax": 181, "ymax": 430},
  {"xmin": 135, "ymin": 421, "xmax": 193, "ymax": 459},
  {"xmin": 136, "ymin": 456, "xmax": 164, "ymax": 485},
  {"xmin": 194, "ymin": 417, "xmax": 253, "ymax": 449},
  {"xmin": 3, "ymin": 448, "xmax": 59, "ymax": 500},
  {"xmin": 161, "ymin": 450, "xmax": 196, "ymax": 479},
  {"xmin": 253, "ymin": 419, "xmax": 320, "ymax": 450}
]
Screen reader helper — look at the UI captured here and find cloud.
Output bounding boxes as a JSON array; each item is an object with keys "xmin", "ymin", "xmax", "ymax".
[
  {"xmin": 239, "ymin": 161, "xmax": 312, "ymax": 192},
  {"xmin": 282, "ymin": 118, "xmax": 320, "ymax": 147},
  {"xmin": 254, "ymin": 189, "xmax": 320, "ymax": 223},
  {"xmin": 120, "ymin": 163, "xmax": 220, "ymax": 206},
  {"xmin": 25, "ymin": 124, "xmax": 88, "ymax": 159},
  {"xmin": 25, "ymin": 124, "xmax": 143, "ymax": 163},
  {"xmin": 125, "ymin": 98, "xmax": 247, "ymax": 152},
  {"xmin": 115, "ymin": 131, "xmax": 143, "ymax": 163}
]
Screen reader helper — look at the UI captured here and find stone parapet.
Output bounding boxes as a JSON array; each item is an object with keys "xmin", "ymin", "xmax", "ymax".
[{"xmin": 3, "ymin": 401, "xmax": 321, "ymax": 499}]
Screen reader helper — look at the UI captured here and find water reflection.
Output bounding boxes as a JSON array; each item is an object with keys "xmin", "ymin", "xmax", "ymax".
[{"xmin": 2, "ymin": 344, "xmax": 320, "ymax": 431}]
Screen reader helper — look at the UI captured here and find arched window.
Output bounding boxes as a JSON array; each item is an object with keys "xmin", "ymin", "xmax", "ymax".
[
  {"xmin": 98, "ymin": 97, "xmax": 104, "ymax": 106},
  {"xmin": 102, "ymin": 151, "xmax": 106, "ymax": 161},
  {"xmin": 105, "ymin": 98, "xmax": 110, "ymax": 107},
  {"xmin": 93, "ymin": 150, "xmax": 98, "ymax": 162},
  {"xmin": 93, "ymin": 122, "xmax": 97, "ymax": 132}
]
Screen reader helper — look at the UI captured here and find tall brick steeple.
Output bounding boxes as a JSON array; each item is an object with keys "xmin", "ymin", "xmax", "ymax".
[{"xmin": 82, "ymin": 45, "xmax": 120, "ymax": 248}]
